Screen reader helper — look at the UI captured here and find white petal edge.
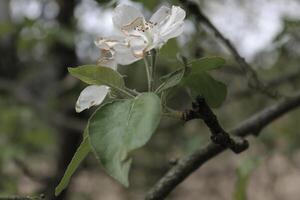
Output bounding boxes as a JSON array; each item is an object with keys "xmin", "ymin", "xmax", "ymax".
[
  {"xmin": 94, "ymin": 36, "xmax": 125, "ymax": 49},
  {"xmin": 150, "ymin": 6, "xmax": 171, "ymax": 24},
  {"xmin": 159, "ymin": 6, "xmax": 186, "ymax": 35},
  {"xmin": 75, "ymin": 85, "xmax": 109, "ymax": 113},
  {"xmin": 171, "ymin": 6, "xmax": 186, "ymax": 23},
  {"xmin": 112, "ymin": 4, "xmax": 144, "ymax": 29},
  {"xmin": 160, "ymin": 21, "xmax": 185, "ymax": 42}
]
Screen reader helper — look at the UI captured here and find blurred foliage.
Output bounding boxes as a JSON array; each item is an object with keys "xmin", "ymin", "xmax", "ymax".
[
  {"xmin": 132, "ymin": 0, "xmax": 157, "ymax": 10},
  {"xmin": 0, "ymin": 0, "xmax": 300, "ymax": 199},
  {"xmin": 0, "ymin": 99, "xmax": 54, "ymax": 154},
  {"xmin": 233, "ymin": 158, "xmax": 259, "ymax": 200}
]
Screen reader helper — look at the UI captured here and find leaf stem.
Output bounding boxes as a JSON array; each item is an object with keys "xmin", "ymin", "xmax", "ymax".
[
  {"xmin": 151, "ymin": 49, "xmax": 158, "ymax": 90},
  {"xmin": 154, "ymin": 83, "xmax": 165, "ymax": 94},
  {"xmin": 162, "ymin": 110, "xmax": 183, "ymax": 120},
  {"xmin": 113, "ymin": 87, "xmax": 135, "ymax": 98},
  {"xmin": 162, "ymin": 106, "xmax": 184, "ymax": 120},
  {"xmin": 144, "ymin": 56, "xmax": 152, "ymax": 91},
  {"xmin": 124, "ymin": 87, "xmax": 140, "ymax": 96}
]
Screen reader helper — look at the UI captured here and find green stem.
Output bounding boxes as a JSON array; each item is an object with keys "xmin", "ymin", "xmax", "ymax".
[
  {"xmin": 124, "ymin": 87, "xmax": 140, "ymax": 96},
  {"xmin": 162, "ymin": 110, "xmax": 184, "ymax": 120},
  {"xmin": 113, "ymin": 87, "xmax": 135, "ymax": 98},
  {"xmin": 144, "ymin": 56, "xmax": 152, "ymax": 91},
  {"xmin": 151, "ymin": 49, "xmax": 158, "ymax": 90},
  {"xmin": 162, "ymin": 105, "xmax": 184, "ymax": 120},
  {"xmin": 154, "ymin": 82, "xmax": 165, "ymax": 94}
]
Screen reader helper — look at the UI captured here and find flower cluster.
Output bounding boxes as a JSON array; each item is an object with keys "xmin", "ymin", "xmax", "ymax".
[{"xmin": 76, "ymin": 4, "xmax": 186, "ymax": 112}]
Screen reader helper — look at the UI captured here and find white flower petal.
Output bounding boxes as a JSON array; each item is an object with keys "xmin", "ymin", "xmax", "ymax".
[
  {"xmin": 97, "ymin": 57, "xmax": 117, "ymax": 70},
  {"xmin": 129, "ymin": 37, "xmax": 147, "ymax": 51},
  {"xmin": 160, "ymin": 22, "xmax": 184, "ymax": 42},
  {"xmin": 159, "ymin": 6, "xmax": 186, "ymax": 35},
  {"xmin": 94, "ymin": 36, "xmax": 124, "ymax": 49},
  {"xmin": 150, "ymin": 6, "xmax": 171, "ymax": 24},
  {"xmin": 114, "ymin": 44, "xmax": 141, "ymax": 65},
  {"xmin": 121, "ymin": 17, "xmax": 145, "ymax": 33},
  {"xmin": 95, "ymin": 38, "xmax": 109, "ymax": 50},
  {"xmin": 75, "ymin": 85, "xmax": 109, "ymax": 113},
  {"xmin": 95, "ymin": 37, "xmax": 128, "ymax": 69},
  {"xmin": 113, "ymin": 4, "xmax": 144, "ymax": 29},
  {"xmin": 171, "ymin": 6, "xmax": 186, "ymax": 23},
  {"xmin": 115, "ymin": 52, "xmax": 140, "ymax": 65},
  {"xmin": 96, "ymin": 48, "xmax": 117, "ymax": 69}
]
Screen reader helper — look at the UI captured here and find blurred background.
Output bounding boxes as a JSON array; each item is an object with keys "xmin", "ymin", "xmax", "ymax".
[{"xmin": 1, "ymin": 0, "xmax": 300, "ymax": 199}]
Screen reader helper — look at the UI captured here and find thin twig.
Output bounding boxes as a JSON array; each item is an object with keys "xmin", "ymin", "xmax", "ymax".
[
  {"xmin": 232, "ymin": 69, "xmax": 300, "ymax": 98},
  {"xmin": 13, "ymin": 158, "xmax": 47, "ymax": 184},
  {"xmin": 151, "ymin": 49, "xmax": 158, "ymax": 90},
  {"xmin": 180, "ymin": 0, "xmax": 281, "ymax": 98},
  {"xmin": 124, "ymin": 87, "xmax": 140, "ymax": 96},
  {"xmin": 145, "ymin": 92, "xmax": 300, "ymax": 200}
]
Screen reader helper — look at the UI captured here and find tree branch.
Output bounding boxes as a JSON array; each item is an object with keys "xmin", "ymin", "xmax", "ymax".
[
  {"xmin": 180, "ymin": 0, "xmax": 281, "ymax": 98},
  {"xmin": 183, "ymin": 96, "xmax": 249, "ymax": 153},
  {"xmin": 145, "ymin": 92, "xmax": 300, "ymax": 200},
  {"xmin": 13, "ymin": 158, "xmax": 48, "ymax": 184}
]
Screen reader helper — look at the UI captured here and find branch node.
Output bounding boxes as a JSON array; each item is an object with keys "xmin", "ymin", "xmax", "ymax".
[
  {"xmin": 187, "ymin": 95, "xmax": 249, "ymax": 154},
  {"xmin": 229, "ymin": 136, "xmax": 249, "ymax": 153},
  {"xmin": 168, "ymin": 158, "xmax": 179, "ymax": 166}
]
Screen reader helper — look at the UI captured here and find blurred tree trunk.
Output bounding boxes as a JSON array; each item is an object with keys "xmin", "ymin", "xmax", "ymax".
[
  {"xmin": 43, "ymin": 0, "xmax": 82, "ymax": 199},
  {"xmin": 0, "ymin": 0, "xmax": 20, "ymax": 79}
]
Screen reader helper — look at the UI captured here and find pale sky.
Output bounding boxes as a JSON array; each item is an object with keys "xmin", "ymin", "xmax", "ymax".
[{"xmin": 205, "ymin": 0, "xmax": 300, "ymax": 59}]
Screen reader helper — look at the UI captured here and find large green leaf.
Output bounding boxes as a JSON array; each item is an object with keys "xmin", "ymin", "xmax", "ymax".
[
  {"xmin": 190, "ymin": 57, "xmax": 225, "ymax": 74},
  {"xmin": 183, "ymin": 72, "xmax": 227, "ymax": 108},
  {"xmin": 88, "ymin": 93, "xmax": 162, "ymax": 186},
  {"xmin": 68, "ymin": 65, "xmax": 124, "ymax": 89},
  {"xmin": 55, "ymin": 133, "xmax": 90, "ymax": 196}
]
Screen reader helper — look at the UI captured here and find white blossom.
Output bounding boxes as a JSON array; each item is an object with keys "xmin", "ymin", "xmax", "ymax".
[
  {"xmin": 76, "ymin": 4, "xmax": 186, "ymax": 112},
  {"xmin": 95, "ymin": 36, "xmax": 139, "ymax": 66},
  {"xmin": 112, "ymin": 4, "xmax": 186, "ymax": 59}
]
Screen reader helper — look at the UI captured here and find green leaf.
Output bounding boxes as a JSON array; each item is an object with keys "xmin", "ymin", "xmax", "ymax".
[
  {"xmin": 183, "ymin": 72, "xmax": 227, "ymax": 108},
  {"xmin": 190, "ymin": 57, "xmax": 225, "ymax": 74},
  {"xmin": 68, "ymin": 65, "xmax": 124, "ymax": 89},
  {"xmin": 233, "ymin": 158, "xmax": 259, "ymax": 200},
  {"xmin": 88, "ymin": 93, "xmax": 162, "ymax": 187},
  {"xmin": 55, "ymin": 133, "xmax": 90, "ymax": 196},
  {"xmin": 156, "ymin": 68, "xmax": 185, "ymax": 94}
]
